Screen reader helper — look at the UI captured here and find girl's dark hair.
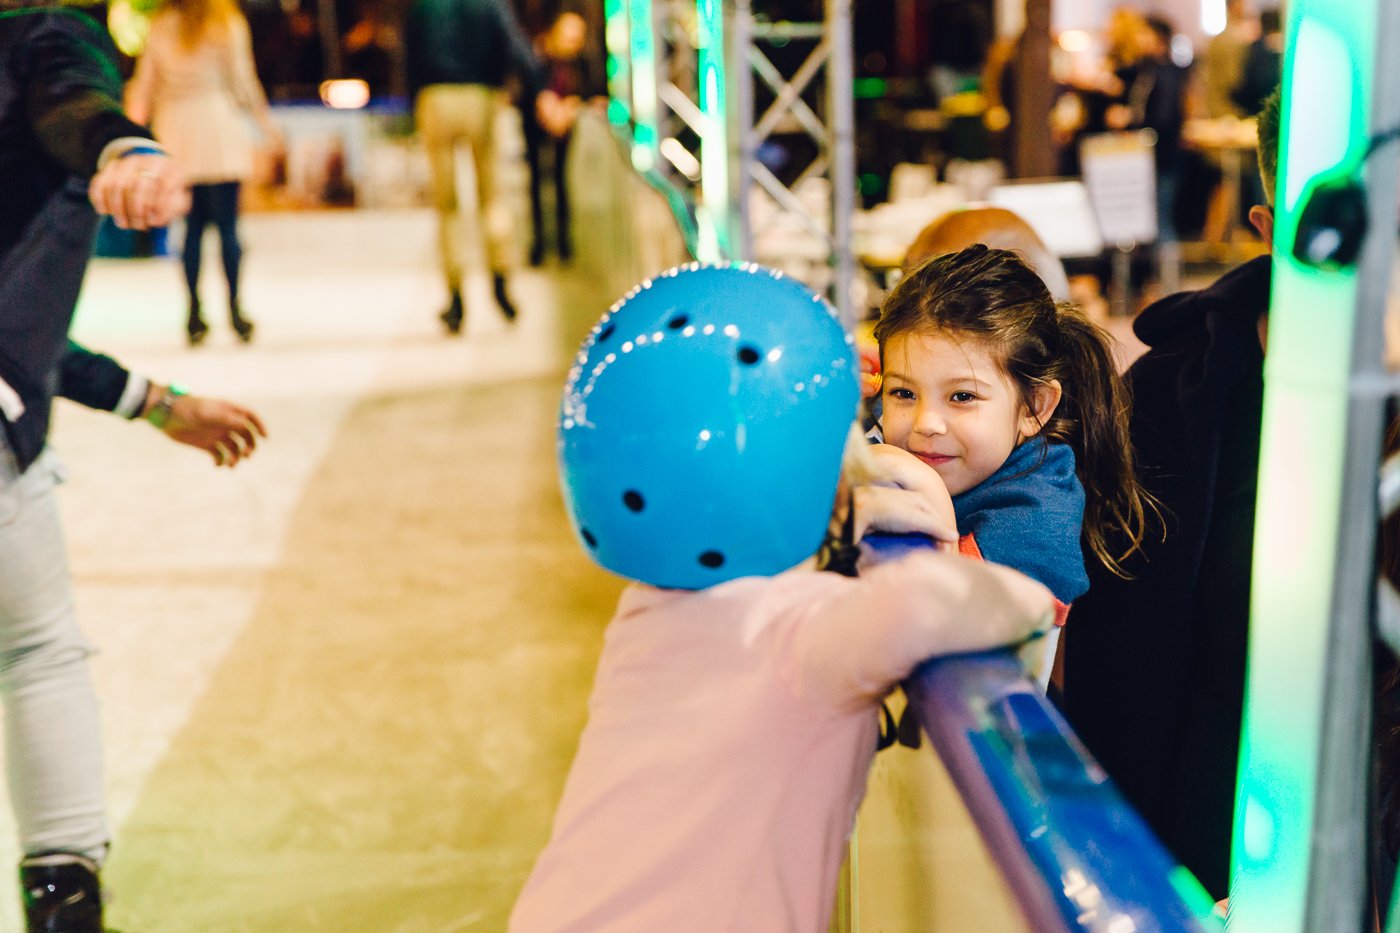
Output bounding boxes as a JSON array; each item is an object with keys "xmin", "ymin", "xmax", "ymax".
[{"xmin": 874, "ymin": 244, "xmax": 1152, "ymax": 576}]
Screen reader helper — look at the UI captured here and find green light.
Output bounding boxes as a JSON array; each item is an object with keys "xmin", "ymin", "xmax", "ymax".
[
  {"xmin": 1231, "ymin": 1, "xmax": 1376, "ymax": 930},
  {"xmin": 627, "ymin": 0, "xmax": 659, "ymax": 168},
  {"xmin": 694, "ymin": 0, "xmax": 729, "ymax": 260},
  {"xmin": 607, "ymin": 98, "xmax": 630, "ymax": 127},
  {"xmin": 603, "ymin": 0, "xmax": 631, "ymax": 125},
  {"xmin": 852, "ymin": 77, "xmax": 887, "ymax": 100},
  {"xmin": 1167, "ymin": 866, "xmax": 1219, "ymax": 924}
]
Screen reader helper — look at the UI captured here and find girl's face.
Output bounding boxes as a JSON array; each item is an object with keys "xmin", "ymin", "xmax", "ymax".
[{"xmin": 880, "ymin": 331, "xmax": 1054, "ymax": 496}]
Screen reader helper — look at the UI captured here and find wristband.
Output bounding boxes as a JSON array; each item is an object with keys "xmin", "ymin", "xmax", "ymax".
[
  {"xmin": 145, "ymin": 384, "xmax": 187, "ymax": 429},
  {"xmin": 117, "ymin": 145, "xmax": 167, "ymax": 159},
  {"xmin": 96, "ymin": 137, "xmax": 170, "ymax": 169}
]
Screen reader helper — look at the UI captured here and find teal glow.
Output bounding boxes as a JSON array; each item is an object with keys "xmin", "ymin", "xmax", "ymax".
[
  {"xmin": 1167, "ymin": 866, "xmax": 1219, "ymax": 924},
  {"xmin": 852, "ymin": 77, "xmax": 887, "ymax": 100},
  {"xmin": 1230, "ymin": 1, "xmax": 1375, "ymax": 931},
  {"xmin": 627, "ymin": 0, "xmax": 659, "ymax": 167},
  {"xmin": 607, "ymin": 97, "xmax": 630, "ymax": 127},
  {"xmin": 1280, "ymin": 21, "xmax": 1355, "ymax": 213},
  {"xmin": 695, "ymin": 0, "xmax": 730, "ymax": 259},
  {"xmin": 604, "ymin": 0, "xmax": 631, "ymax": 126}
]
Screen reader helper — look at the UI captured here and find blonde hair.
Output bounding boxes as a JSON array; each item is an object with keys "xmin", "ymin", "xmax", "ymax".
[{"xmin": 166, "ymin": 0, "xmax": 240, "ymax": 48}]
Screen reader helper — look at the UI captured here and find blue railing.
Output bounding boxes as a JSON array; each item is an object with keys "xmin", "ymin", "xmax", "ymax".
[{"xmin": 865, "ymin": 534, "xmax": 1222, "ymax": 933}]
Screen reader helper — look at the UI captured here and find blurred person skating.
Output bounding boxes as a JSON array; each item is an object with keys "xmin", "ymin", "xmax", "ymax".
[
  {"xmin": 1198, "ymin": 0, "xmax": 1256, "ymax": 121},
  {"xmin": 1196, "ymin": 0, "xmax": 1258, "ymax": 246},
  {"xmin": 1, "ymin": 7, "xmax": 267, "ymax": 931},
  {"xmin": 1107, "ymin": 15, "xmax": 1188, "ymax": 252},
  {"xmin": 1232, "ymin": 7, "xmax": 1283, "ymax": 118},
  {"xmin": 510, "ymin": 265, "xmax": 1053, "ymax": 931},
  {"xmin": 1060, "ymin": 86, "xmax": 1282, "ymax": 900},
  {"xmin": 125, "ymin": 0, "xmax": 283, "ymax": 347},
  {"xmin": 524, "ymin": 10, "xmax": 603, "ymax": 267},
  {"xmin": 405, "ymin": 0, "xmax": 543, "ymax": 334},
  {"xmin": 1052, "ymin": 6, "xmax": 1148, "ymax": 175}
]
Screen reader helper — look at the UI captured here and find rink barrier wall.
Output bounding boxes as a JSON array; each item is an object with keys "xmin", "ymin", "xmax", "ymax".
[{"xmin": 864, "ymin": 533, "xmax": 1222, "ymax": 933}]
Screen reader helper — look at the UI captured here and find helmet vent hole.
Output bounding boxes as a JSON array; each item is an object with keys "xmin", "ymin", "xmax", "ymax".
[
  {"xmin": 698, "ymin": 550, "xmax": 725, "ymax": 568},
  {"xmin": 581, "ymin": 528, "xmax": 598, "ymax": 548},
  {"xmin": 737, "ymin": 345, "xmax": 761, "ymax": 365},
  {"xmin": 598, "ymin": 323, "xmax": 616, "ymax": 342},
  {"xmin": 668, "ymin": 314, "xmax": 689, "ymax": 329},
  {"xmin": 623, "ymin": 490, "xmax": 645, "ymax": 512}
]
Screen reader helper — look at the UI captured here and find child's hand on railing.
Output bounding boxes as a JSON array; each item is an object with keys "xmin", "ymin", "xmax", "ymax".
[{"xmin": 849, "ymin": 444, "xmax": 957, "ymax": 548}]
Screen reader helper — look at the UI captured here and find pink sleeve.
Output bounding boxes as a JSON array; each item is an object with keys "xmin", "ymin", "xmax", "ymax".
[
  {"xmin": 962, "ymin": 533, "xmax": 1070, "ymax": 626},
  {"xmin": 781, "ymin": 551, "xmax": 1052, "ymax": 711}
]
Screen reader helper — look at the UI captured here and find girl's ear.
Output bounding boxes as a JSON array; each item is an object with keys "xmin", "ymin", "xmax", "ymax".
[{"xmin": 1019, "ymin": 379, "xmax": 1063, "ymax": 439}]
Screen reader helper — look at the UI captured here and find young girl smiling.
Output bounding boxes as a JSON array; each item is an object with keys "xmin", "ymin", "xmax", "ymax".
[{"xmin": 872, "ymin": 245, "xmax": 1152, "ymax": 617}]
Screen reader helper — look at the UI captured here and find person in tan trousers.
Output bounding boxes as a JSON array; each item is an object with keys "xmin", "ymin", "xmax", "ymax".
[{"xmin": 405, "ymin": 0, "xmax": 543, "ymax": 334}]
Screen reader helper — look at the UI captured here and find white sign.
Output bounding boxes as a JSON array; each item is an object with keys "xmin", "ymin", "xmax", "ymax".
[
  {"xmin": 1079, "ymin": 131, "xmax": 1159, "ymax": 247},
  {"xmin": 989, "ymin": 179, "xmax": 1106, "ymax": 258}
]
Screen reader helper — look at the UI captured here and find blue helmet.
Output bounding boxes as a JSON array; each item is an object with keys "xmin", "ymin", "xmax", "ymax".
[{"xmin": 558, "ymin": 263, "xmax": 859, "ymax": 589}]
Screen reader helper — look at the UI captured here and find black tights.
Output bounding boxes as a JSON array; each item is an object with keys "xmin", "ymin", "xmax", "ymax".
[
  {"xmin": 183, "ymin": 181, "xmax": 242, "ymax": 309},
  {"xmin": 525, "ymin": 129, "xmax": 573, "ymax": 259}
]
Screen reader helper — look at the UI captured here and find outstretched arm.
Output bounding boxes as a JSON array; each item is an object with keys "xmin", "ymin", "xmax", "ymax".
[
  {"xmin": 58, "ymin": 344, "xmax": 266, "ymax": 468},
  {"xmin": 137, "ymin": 383, "xmax": 268, "ymax": 468},
  {"xmin": 795, "ymin": 551, "xmax": 1056, "ymax": 709},
  {"xmin": 88, "ymin": 147, "xmax": 187, "ymax": 230},
  {"xmin": 19, "ymin": 10, "xmax": 188, "ymax": 229}
]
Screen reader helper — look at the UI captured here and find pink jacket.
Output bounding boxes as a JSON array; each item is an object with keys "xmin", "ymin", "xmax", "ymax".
[{"xmin": 510, "ymin": 551, "xmax": 1048, "ymax": 931}]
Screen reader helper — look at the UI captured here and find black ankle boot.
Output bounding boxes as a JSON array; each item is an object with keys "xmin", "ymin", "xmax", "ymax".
[
  {"xmin": 492, "ymin": 274, "xmax": 518, "ymax": 322},
  {"xmin": 230, "ymin": 304, "xmax": 255, "ymax": 344},
  {"xmin": 20, "ymin": 853, "xmax": 104, "ymax": 933},
  {"xmin": 187, "ymin": 303, "xmax": 208, "ymax": 347},
  {"xmin": 439, "ymin": 289, "xmax": 464, "ymax": 335}
]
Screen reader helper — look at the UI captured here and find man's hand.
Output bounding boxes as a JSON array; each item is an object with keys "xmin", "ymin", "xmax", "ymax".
[
  {"xmin": 89, "ymin": 153, "xmax": 190, "ymax": 230},
  {"xmin": 158, "ymin": 395, "xmax": 268, "ymax": 467}
]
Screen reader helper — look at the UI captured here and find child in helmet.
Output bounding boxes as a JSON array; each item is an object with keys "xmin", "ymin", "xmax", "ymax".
[
  {"xmin": 508, "ymin": 264, "xmax": 1054, "ymax": 932},
  {"xmin": 867, "ymin": 245, "xmax": 1153, "ymax": 625}
]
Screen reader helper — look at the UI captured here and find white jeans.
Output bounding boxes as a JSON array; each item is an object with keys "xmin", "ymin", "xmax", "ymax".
[{"xmin": 0, "ymin": 436, "xmax": 107, "ymax": 862}]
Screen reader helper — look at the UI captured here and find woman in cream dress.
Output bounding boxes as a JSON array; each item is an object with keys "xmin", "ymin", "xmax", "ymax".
[{"xmin": 127, "ymin": 0, "xmax": 281, "ymax": 345}]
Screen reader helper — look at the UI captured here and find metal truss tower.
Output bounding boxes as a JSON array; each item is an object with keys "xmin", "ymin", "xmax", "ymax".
[{"xmin": 605, "ymin": 0, "xmax": 857, "ymax": 323}]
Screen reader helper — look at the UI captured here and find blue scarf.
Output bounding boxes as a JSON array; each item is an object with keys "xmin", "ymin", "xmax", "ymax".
[{"xmin": 951, "ymin": 440, "xmax": 1089, "ymax": 604}]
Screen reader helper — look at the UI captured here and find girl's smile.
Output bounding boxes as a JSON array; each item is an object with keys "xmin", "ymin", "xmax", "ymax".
[{"xmin": 880, "ymin": 332, "xmax": 1060, "ymax": 496}]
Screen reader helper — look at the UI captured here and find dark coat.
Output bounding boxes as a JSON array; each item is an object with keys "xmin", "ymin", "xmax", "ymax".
[
  {"xmin": 404, "ymin": 0, "xmax": 542, "ymax": 101},
  {"xmin": 1062, "ymin": 255, "xmax": 1271, "ymax": 899},
  {"xmin": 0, "ymin": 8, "xmax": 149, "ymax": 469}
]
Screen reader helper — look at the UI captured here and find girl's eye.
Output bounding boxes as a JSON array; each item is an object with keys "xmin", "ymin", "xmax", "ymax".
[
  {"xmin": 950, "ymin": 391, "xmax": 978, "ymax": 403},
  {"xmin": 886, "ymin": 386, "xmax": 915, "ymax": 400}
]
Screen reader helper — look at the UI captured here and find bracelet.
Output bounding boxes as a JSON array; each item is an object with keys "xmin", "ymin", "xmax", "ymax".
[
  {"xmin": 116, "ymin": 144, "xmax": 167, "ymax": 160},
  {"xmin": 144, "ymin": 384, "xmax": 187, "ymax": 429}
]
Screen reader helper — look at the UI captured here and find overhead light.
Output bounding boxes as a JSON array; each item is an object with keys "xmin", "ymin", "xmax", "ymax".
[{"xmin": 320, "ymin": 80, "xmax": 370, "ymax": 110}]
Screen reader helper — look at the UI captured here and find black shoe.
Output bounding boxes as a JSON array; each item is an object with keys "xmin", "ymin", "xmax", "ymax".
[
  {"xmin": 187, "ymin": 304, "xmax": 208, "ymax": 347},
  {"xmin": 558, "ymin": 239, "xmax": 573, "ymax": 264},
  {"xmin": 439, "ymin": 290, "xmax": 464, "ymax": 335},
  {"xmin": 492, "ymin": 274, "xmax": 518, "ymax": 323},
  {"xmin": 21, "ymin": 853, "xmax": 104, "ymax": 933},
  {"xmin": 230, "ymin": 305, "xmax": 255, "ymax": 344},
  {"xmin": 528, "ymin": 242, "xmax": 546, "ymax": 267}
]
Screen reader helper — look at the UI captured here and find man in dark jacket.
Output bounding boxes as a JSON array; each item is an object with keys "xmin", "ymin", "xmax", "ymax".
[
  {"xmin": 405, "ymin": 0, "xmax": 543, "ymax": 333},
  {"xmin": 2, "ymin": 7, "xmax": 267, "ymax": 931},
  {"xmin": 1061, "ymin": 86, "xmax": 1280, "ymax": 901}
]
